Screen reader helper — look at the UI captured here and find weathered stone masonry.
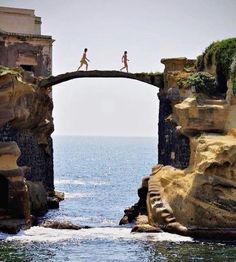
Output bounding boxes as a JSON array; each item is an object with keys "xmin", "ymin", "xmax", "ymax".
[{"xmin": 0, "ymin": 7, "xmax": 54, "ymax": 192}]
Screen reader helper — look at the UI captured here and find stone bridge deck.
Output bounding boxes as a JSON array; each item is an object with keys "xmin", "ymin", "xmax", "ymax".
[{"xmin": 38, "ymin": 70, "xmax": 163, "ymax": 89}]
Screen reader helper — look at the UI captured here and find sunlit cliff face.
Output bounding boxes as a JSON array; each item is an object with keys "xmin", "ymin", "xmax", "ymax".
[{"xmin": 0, "ymin": 68, "xmax": 54, "ymax": 146}]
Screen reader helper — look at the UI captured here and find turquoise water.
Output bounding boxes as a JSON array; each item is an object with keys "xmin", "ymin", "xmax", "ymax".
[{"xmin": 0, "ymin": 136, "xmax": 235, "ymax": 261}]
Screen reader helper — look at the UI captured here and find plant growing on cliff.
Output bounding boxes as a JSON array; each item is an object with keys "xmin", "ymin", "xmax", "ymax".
[
  {"xmin": 196, "ymin": 38, "xmax": 236, "ymax": 94},
  {"xmin": 231, "ymin": 55, "xmax": 236, "ymax": 93},
  {"xmin": 187, "ymin": 72, "xmax": 217, "ymax": 96},
  {"xmin": 177, "ymin": 72, "xmax": 192, "ymax": 89},
  {"xmin": 0, "ymin": 66, "xmax": 23, "ymax": 80}
]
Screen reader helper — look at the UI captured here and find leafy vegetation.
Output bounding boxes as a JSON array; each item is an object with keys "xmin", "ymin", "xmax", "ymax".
[
  {"xmin": 177, "ymin": 77, "xmax": 188, "ymax": 89},
  {"xmin": 196, "ymin": 38, "xmax": 236, "ymax": 94},
  {"xmin": 184, "ymin": 59, "xmax": 196, "ymax": 70},
  {"xmin": 176, "ymin": 72, "xmax": 192, "ymax": 89},
  {"xmin": 187, "ymin": 72, "xmax": 217, "ymax": 96},
  {"xmin": 0, "ymin": 66, "xmax": 23, "ymax": 81},
  {"xmin": 231, "ymin": 55, "xmax": 236, "ymax": 93}
]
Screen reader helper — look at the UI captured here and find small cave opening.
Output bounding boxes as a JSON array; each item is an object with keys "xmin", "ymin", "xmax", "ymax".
[
  {"xmin": 20, "ymin": 64, "xmax": 34, "ymax": 73},
  {"xmin": 216, "ymin": 68, "xmax": 228, "ymax": 95}
]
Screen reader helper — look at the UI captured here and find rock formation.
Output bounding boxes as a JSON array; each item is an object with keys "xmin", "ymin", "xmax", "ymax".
[
  {"xmin": 122, "ymin": 39, "xmax": 236, "ymax": 239},
  {"xmin": 39, "ymin": 219, "xmax": 91, "ymax": 230},
  {"xmin": 1, "ymin": 38, "xmax": 235, "ymax": 238},
  {"xmin": 0, "ymin": 66, "xmax": 54, "ymax": 191},
  {"xmin": 0, "ymin": 141, "xmax": 31, "ymax": 233},
  {"xmin": 0, "ymin": 67, "xmax": 58, "ymax": 233}
]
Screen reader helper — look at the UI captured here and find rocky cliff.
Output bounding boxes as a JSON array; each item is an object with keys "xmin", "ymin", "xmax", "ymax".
[
  {"xmin": 0, "ymin": 67, "xmax": 54, "ymax": 191},
  {"xmin": 0, "ymin": 67, "xmax": 56, "ymax": 233},
  {"xmin": 1, "ymin": 38, "xmax": 235, "ymax": 237},
  {"xmin": 122, "ymin": 39, "xmax": 236, "ymax": 239}
]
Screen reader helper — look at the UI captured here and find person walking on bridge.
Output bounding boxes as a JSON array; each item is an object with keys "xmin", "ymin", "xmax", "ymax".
[
  {"xmin": 77, "ymin": 48, "xmax": 90, "ymax": 71},
  {"xmin": 120, "ymin": 51, "xmax": 129, "ymax": 73}
]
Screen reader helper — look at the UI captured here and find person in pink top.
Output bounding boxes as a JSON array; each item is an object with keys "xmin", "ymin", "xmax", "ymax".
[
  {"xmin": 77, "ymin": 48, "xmax": 90, "ymax": 71},
  {"xmin": 120, "ymin": 51, "xmax": 129, "ymax": 73}
]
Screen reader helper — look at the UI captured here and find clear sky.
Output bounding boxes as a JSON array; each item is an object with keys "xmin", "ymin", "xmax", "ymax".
[{"xmin": 1, "ymin": 0, "xmax": 236, "ymax": 136}]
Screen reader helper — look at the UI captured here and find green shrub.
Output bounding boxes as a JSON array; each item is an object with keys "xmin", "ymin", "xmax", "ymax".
[
  {"xmin": 187, "ymin": 72, "xmax": 217, "ymax": 95},
  {"xmin": 177, "ymin": 77, "xmax": 188, "ymax": 89},
  {"xmin": 196, "ymin": 38, "xmax": 236, "ymax": 93},
  {"xmin": 196, "ymin": 55, "xmax": 204, "ymax": 71},
  {"xmin": 231, "ymin": 55, "xmax": 236, "ymax": 93}
]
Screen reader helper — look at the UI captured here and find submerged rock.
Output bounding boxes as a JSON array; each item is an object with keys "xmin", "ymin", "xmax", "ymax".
[
  {"xmin": 131, "ymin": 215, "xmax": 162, "ymax": 233},
  {"xmin": 40, "ymin": 219, "xmax": 91, "ymax": 230},
  {"xmin": 131, "ymin": 224, "xmax": 162, "ymax": 233}
]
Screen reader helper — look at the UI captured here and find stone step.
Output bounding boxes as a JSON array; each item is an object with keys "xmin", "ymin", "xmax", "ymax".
[
  {"xmin": 165, "ymin": 217, "xmax": 176, "ymax": 224},
  {"xmin": 153, "ymin": 202, "xmax": 163, "ymax": 209},
  {"xmin": 149, "ymin": 183, "xmax": 160, "ymax": 187},
  {"xmin": 150, "ymin": 197, "xmax": 161, "ymax": 203},
  {"xmin": 148, "ymin": 187, "xmax": 160, "ymax": 192},
  {"xmin": 156, "ymin": 207, "xmax": 170, "ymax": 214},
  {"xmin": 149, "ymin": 190, "xmax": 160, "ymax": 195},
  {"xmin": 161, "ymin": 212, "xmax": 172, "ymax": 218}
]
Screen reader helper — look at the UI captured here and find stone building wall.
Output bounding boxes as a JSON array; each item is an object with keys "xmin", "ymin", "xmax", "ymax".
[
  {"xmin": 0, "ymin": 34, "xmax": 53, "ymax": 77},
  {"xmin": 0, "ymin": 7, "xmax": 54, "ymax": 192},
  {"xmin": 0, "ymin": 6, "xmax": 41, "ymax": 35},
  {"xmin": 0, "ymin": 6, "xmax": 53, "ymax": 77}
]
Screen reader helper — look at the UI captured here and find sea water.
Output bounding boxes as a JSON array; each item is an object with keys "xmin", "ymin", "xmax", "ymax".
[{"xmin": 0, "ymin": 136, "xmax": 235, "ymax": 261}]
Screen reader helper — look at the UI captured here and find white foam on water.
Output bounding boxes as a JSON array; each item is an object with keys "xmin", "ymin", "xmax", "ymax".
[
  {"xmin": 54, "ymin": 179, "xmax": 85, "ymax": 185},
  {"xmin": 64, "ymin": 192, "xmax": 92, "ymax": 199},
  {"xmin": 54, "ymin": 179, "xmax": 109, "ymax": 186},
  {"xmin": 0, "ymin": 232, "xmax": 12, "ymax": 240},
  {"xmin": 2, "ymin": 226, "xmax": 193, "ymax": 244}
]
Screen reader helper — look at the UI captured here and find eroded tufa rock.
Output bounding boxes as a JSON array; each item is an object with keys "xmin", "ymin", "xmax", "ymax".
[{"xmin": 0, "ymin": 67, "xmax": 54, "ymax": 147}]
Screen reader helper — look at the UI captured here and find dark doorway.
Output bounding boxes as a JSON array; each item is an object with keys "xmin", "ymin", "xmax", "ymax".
[
  {"xmin": 20, "ymin": 64, "xmax": 34, "ymax": 72},
  {"xmin": 0, "ymin": 176, "xmax": 8, "ymax": 209}
]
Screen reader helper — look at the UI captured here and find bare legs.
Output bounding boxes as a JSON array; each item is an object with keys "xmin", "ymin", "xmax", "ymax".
[
  {"xmin": 120, "ymin": 64, "xmax": 128, "ymax": 73},
  {"xmin": 77, "ymin": 61, "xmax": 88, "ymax": 71}
]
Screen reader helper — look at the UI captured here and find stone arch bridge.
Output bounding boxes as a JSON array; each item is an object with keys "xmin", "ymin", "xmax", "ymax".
[{"xmin": 38, "ymin": 70, "xmax": 163, "ymax": 89}]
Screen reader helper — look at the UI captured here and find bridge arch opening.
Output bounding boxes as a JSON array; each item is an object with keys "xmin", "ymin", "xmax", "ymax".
[
  {"xmin": 52, "ymin": 77, "xmax": 159, "ymax": 227},
  {"xmin": 52, "ymin": 78, "xmax": 159, "ymax": 228},
  {"xmin": 52, "ymin": 78, "xmax": 159, "ymax": 137}
]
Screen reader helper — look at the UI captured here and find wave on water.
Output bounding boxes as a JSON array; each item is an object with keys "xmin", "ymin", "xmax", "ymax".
[
  {"xmin": 54, "ymin": 179, "xmax": 109, "ymax": 186},
  {"xmin": 1, "ymin": 226, "xmax": 193, "ymax": 243},
  {"xmin": 64, "ymin": 192, "xmax": 92, "ymax": 199}
]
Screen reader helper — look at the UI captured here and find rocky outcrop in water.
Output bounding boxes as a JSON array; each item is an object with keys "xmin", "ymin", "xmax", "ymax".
[
  {"xmin": 124, "ymin": 39, "xmax": 236, "ymax": 239},
  {"xmin": 40, "ymin": 219, "xmax": 91, "ymax": 230}
]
